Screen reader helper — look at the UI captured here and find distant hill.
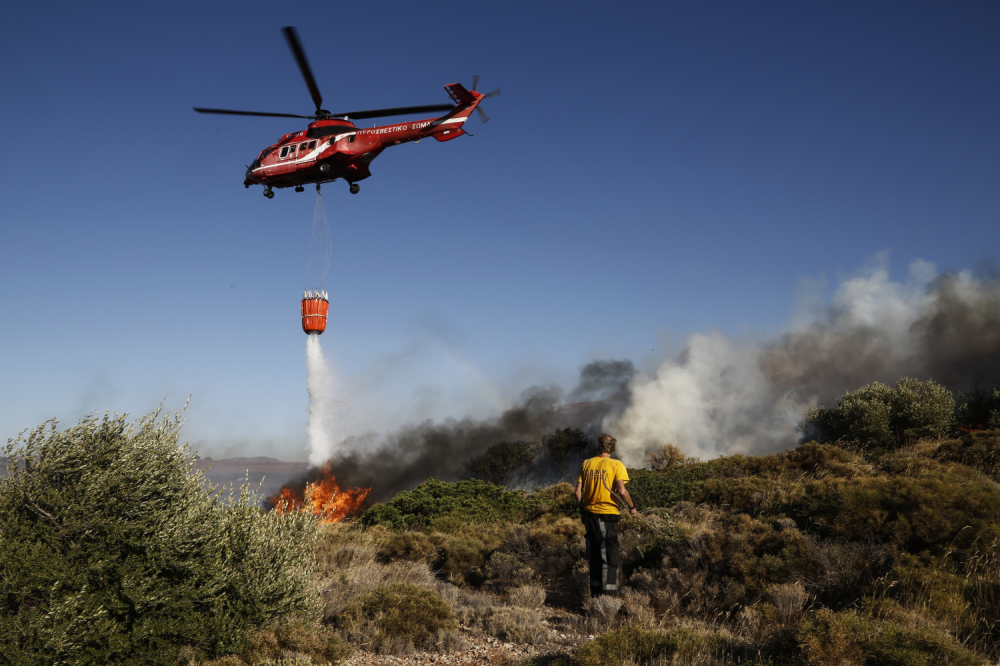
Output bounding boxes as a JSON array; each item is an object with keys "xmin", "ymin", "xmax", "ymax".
[{"xmin": 196, "ymin": 457, "xmax": 309, "ymax": 500}]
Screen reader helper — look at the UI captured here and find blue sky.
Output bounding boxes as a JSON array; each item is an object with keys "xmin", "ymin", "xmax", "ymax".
[{"xmin": 2, "ymin": 1, "xmax": 998, "ymax": 460}]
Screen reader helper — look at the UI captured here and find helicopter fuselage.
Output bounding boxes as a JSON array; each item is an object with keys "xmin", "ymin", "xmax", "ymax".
[{"xmin": 244, "ymin": 83, "xmax": 479, "ymax": 194}]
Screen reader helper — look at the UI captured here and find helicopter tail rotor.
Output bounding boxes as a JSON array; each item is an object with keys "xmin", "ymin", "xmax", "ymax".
[{"xmin": 471, "ymin": 75, "xmax": 500, "ymax": 123}]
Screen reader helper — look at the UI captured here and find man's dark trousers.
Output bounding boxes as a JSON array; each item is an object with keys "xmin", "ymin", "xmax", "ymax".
[{"xmin": 582, "ymin": 510, "xmax": 620, "ymax": 597}]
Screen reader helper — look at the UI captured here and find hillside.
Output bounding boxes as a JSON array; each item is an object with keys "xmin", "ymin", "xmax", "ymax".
[
  {"xmin": 4, "ymin": 379, "xmax": 999, "ymax": 665},
  {"xmin": 319, "ymin": 430, "xmax": 1000, "ymax": 665}
]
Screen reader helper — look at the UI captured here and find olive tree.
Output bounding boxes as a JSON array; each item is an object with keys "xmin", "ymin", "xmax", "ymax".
[
  {"xmin": 806, "ymin": 378, "xmax": 955, "ymax": 450},
  {"xmin": 0, "ymin": 408, "xmax": 320, "ymax": 665}
]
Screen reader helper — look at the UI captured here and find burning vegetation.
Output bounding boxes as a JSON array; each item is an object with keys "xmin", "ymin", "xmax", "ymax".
[{"xmin": 267, "ymin": 462, "xmax": 372, "ymax": 524}]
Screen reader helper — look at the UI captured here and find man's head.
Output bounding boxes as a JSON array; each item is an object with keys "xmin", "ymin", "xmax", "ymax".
[{"xmin": 597, "ymin": 433, "xmax": 617, "ymax": 455}]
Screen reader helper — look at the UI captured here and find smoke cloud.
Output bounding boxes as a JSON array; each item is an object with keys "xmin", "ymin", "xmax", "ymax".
[
  {"xmin": 295, "ymin": 256, "xmax": 1000, "ymax": 502},
  {"xmin": 565, "ymin": 359, "xmax": 636, "ymax": 403},
  {"xmin": 607, "ymin": 258, "xmax": 1000, "ymax": 466}
]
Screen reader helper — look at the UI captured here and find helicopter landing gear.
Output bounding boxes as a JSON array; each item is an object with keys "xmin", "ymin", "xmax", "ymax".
[
  {"xmin": 263, "ymin": 187, "xmax": 274, "ymax": 199},
  {"xmin": 295, "ymin": 185, "xmax": 304, "ymax": 192},
  {"xmin": 349, "ymin": 183, "xmax": 360, "ymax": 195}
]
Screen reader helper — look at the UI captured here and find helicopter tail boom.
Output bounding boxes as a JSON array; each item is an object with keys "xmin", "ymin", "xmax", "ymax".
[{"xmin": 424, "ymin": 82, "xmax": 484, "ymax": 142}]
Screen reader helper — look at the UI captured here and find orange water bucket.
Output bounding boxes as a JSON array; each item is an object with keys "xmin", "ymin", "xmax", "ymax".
[{"xmin": 301, "ymin": 291, "xmax": 329, "ymax": 335}]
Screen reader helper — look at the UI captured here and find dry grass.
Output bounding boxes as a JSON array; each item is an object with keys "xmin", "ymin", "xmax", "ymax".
[
  {"xmin": 461, "ymin": 604, "xmax": 550, "ymax": 644},
  {"xmin": 767, "ymin": 581, "xmax": 810, "ymax": 623},
  {"xmin": 581, "ymin": 596, "xmax": 623, "ymax": 635},
  {"xmin": 508, "ymin": 584, "xmax": 547, "ymax": 609},
  {"xmin": 315, "ymin": 523, "xmax": 448, "ymax": 621},
  {"xmin": 314, "ymin": 524, "xmax": 555, "ymax": 652},
  {"xmin": 338, "ymin": 582, "xmax": 460, "ymax": 654},
  {"xmin": 453, "ymin": 587, "xmax": 551, "ymax": 645},
  {"xmin": 620, "ymin": 589, "xmax": 660, "ymax": 630}
]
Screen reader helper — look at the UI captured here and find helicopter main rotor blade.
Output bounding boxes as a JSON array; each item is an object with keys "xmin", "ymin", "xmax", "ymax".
[
  {"xmin": 334, "ymin": 104, "xmax": 455, "ymax": 121},
  {"xmin": 193, "ymin": 107, "xmax": 314, "ymax": 119},
  {"xmin": 282, "ymin": 26, "xmax": 324, "ymax": 114}
]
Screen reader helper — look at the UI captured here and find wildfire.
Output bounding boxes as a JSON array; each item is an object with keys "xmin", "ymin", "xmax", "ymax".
[{"xmin": 268, "ymin": 463, "xmax": 372, "ymax": 524}]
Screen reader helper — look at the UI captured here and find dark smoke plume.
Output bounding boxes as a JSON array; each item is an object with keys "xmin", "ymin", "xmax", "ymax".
[
  {"xmin": 565, "ymin": 359, "xmax": 636, "ymax": 403},
  {"xmin": 290, "ymin": 363, "xmax": 627, "ymax": 503}
]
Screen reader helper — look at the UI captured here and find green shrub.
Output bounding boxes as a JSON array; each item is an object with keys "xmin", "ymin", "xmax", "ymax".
[
  {"xmin": 485, "ymin": 518, "xmax": 585, "ymax": 597},
  {"xmin": 338, "ymin": 583, "xmax": 456, "ymax": 652},
  {"xmin": 790, "ymin": 607, "xmax": 986, "ymax": 666},
  {"xmin": 630, "ymin": 511, "xmax": 841, "ymax": 615},
  {"xmin": 807, "ymin": 381, "xmax": 895, "ymax": 449},
  {"xmin": 0, "ymin": 410, "xmax": 319, "ymax": 665},
  {"xmin": 806, "ymin": 378, "xmax": 955, "ymax": 451},
  {"xmin": 360, "ymin": 478, "xmax": 541, "ymax": 531},
  {"xmin": 803, "ymin": 464, "xmax": 1000, "ymax": 553},
  {"xmin": 713, "ymin": 442, "xmax": 869, "ymax": 480},
  {"xmin": 935, "ymin": 430, "xmax": 1000, "ymax": 482},
  {"xmin": 626, "ymin": 462, "xmax": 718, "ymax": 509},
  {"xmin": 528, "ymin": 482, "xmax": 580, "ymax": 521},
  {"xmin": 378, "ymin": 520, "xmax": 507, "ymax": 584},
  {"xmin": 881, "ymin": 552, "xmax": 1000, "ymax": 660}
]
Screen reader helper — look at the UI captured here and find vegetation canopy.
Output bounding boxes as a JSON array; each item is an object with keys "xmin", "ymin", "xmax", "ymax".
[
  {"xmin": 0, "ymin": 409, "xmax": 320, "ymax": 666},
  {"xmin": 360, "ymin": 478, "xmax": 543, "ymax": 531},
  {"xmin": 805, "ymin": 377, "xmax": 955, "ymax": 451}
]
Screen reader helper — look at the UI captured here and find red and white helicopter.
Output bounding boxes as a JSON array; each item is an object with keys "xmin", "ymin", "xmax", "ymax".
[{"xmin": 194, "ymin": 27, "xmax": 498, "ymax": 198}]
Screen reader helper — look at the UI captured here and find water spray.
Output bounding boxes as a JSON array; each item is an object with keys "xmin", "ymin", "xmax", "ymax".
[{"xmin": 302, "ymin": 189, "xmax": 335, "ymax": 464}]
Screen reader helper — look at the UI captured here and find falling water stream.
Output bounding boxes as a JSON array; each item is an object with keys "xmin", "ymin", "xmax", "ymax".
[{"xmin": 306, "ymin": 190, "xmax": 331, "ymax": 290}]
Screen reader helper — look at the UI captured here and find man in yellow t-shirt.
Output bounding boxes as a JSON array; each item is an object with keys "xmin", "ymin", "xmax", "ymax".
[{"xmin": 575, "ymin": 433, "xmax": 637, "ymax": 597}]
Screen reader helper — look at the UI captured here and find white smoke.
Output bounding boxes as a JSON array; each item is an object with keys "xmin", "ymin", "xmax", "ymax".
[
  {"xmin": 305, "ymin": 335, "xmax": 336, "ymax": 466},
  {"xmin": 605, "ymin": 256, "xmax": 1000, "ymax": 467},
  {"xmin": 606, "ymin": 331, "xmax": 809, "ymax": 465}
]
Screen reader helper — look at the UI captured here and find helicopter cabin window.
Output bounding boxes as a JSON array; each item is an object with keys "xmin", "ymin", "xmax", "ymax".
[
  {"xmin": 279, "ymin": 146, "xmax": 289, "ymax": 158},
  {"xmin": 348, "ymin": 134, "xmax": 355, "ymax": 143},
  {"xmin": 308, "ymin": 140, "xmax": 317, "ymax": 149},
  {"xmin": 299, "ymin": 142, "xmax": 310, "ymax": 152}
]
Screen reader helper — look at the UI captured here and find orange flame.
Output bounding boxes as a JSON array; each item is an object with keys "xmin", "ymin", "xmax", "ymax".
[{"xmin": 267, "ymin": 463, "xmax": 372, "ymax": 524}]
